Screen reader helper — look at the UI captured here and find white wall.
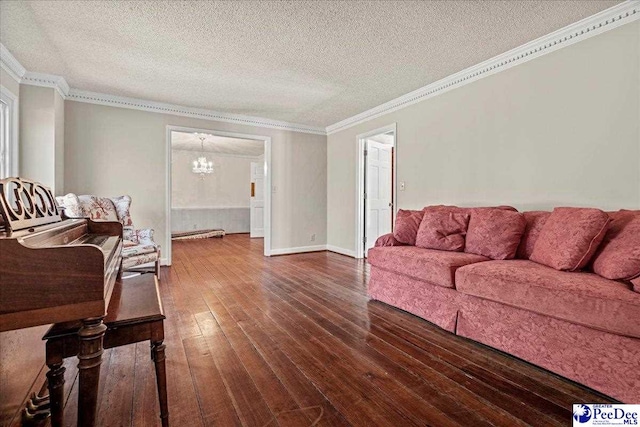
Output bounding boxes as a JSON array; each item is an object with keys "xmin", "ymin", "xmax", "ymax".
[
  {"xmin": 327, "ymin": 20, "xmax": 640, "ymax": 253},
  {"xmin": 64, "ymin": 102, "xmax": 327, "ymax": 259},
  {"xmin": 171, "ymin": 150, "xmax": 255, "ymax": 208},
  {"xmin": 171, "ymin": 149, "xmax": 259, "ymax": 233},
  {"xmin": 19, "ymin": 85, "xmax": 64, "ymax": 194}
]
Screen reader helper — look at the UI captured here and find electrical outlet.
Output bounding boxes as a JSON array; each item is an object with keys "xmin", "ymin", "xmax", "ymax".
[
  {"xmin": 193, "ymin": 224, "xmax": 197, "ymax": 230},
  {"xmin": 272, "ymin": 185, "xmax": 277, "ymax": 193},
  {"xmin": 400, "ymin": 181, "xmax": 406, "ymax": 191},
  {"xmin": 310, "ymin": 233, "xmax": 316, "ymax": 242}
]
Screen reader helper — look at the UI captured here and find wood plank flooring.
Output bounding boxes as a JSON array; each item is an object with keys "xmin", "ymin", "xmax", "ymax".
[{"xmin": 55, "ymin": 234, "xmax": 614, "ymax": 426}]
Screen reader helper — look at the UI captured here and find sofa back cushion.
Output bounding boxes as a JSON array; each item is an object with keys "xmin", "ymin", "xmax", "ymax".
[
  {"xmin": 415, "ymin": 209, "xmax": 470, "ymax": 251},
  {"xmin": 78, "ymin": 195, "xmax": 119, "ymax": 222},
  {"xmin": 516, "ymin": 211, "xmax": 551, "ymax": 260},
  {"xmin": 55, "ymin": 193, "xmax": 83, "ymax": 217},
  {"xmin": 465, "ymin": 208, "xmax": 526, "ymax": 260},
  {"xmin": 393, "ymin": 209, "xmax": 424, "ymax": 245},
  {"xmin": 530, "ymin": 207, "xmax": 610, "ymax": 271},
  {"xmin": 591, "ymin": 210, "xmax": 640, "ymax": 281}
]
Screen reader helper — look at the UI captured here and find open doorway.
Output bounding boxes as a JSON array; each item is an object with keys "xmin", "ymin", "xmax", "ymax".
[
  {"xmin": 165, "ymin": 126, "xmax": 272, "ymax": 263},
  {"xmin": 356, "ymin": 124, "xmax": 397, "ymax": 259}
]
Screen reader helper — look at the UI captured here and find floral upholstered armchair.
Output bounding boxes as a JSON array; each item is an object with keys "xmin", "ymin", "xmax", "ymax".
[{"xmin": 56, "ymin": 193, "xmax": 160, "ymax": 278}]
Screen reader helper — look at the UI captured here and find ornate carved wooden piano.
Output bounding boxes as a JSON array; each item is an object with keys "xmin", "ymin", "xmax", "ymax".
[{"xmin": 0, "ymin": 177, "xmax": 122, "ymax": 426}]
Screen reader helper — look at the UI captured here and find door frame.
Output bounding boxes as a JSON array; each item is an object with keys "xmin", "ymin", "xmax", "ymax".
[
  {"xmin": 355, "ymin": 123, "xmax": 397, "ymax": 259},
  {"xmin": 165, "ymin": 125, "xmax": 272, "ymax": 264},
  {"xmin": 249, "ymin": 160, "xmax": 265, "ymax": 238}
]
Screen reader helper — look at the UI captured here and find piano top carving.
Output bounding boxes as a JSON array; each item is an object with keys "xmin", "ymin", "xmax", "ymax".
[{"xmin": 0, "ymin": 177, "xmax": 61, "ymax": 233}]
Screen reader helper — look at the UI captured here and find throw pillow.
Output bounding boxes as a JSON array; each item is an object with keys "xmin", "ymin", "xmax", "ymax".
[
  {"xmin": 591, "ymin": 210, "xmax": 640, "ymax": 280},
  {"xmin": 110, "ymin": 195, "xmax": 134, "ymax": 227},
  {"xmin": 393, "ymin": 209, "xmax": 424, "ymax": 245},
  {"xmin": 530, "ymin": 207, "xmax": 610, "ymax": 271},
  {"xmin": 415, "ymin": 209, "xmax": 470, "ymax": 251},
  {"xmin": 516, "ymin": 211, "xmax": 551, "ymax": 259},
  {"xmin": 465, "ymin": 208, "xmax": 526, "ymax": 260}
]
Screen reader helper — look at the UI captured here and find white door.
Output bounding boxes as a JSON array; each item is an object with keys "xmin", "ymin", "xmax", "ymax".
[
  {"xmin": 250, "ymin": 161, "xmax": 265, "ymax": 238},
  {"xmin": 365, "ymin": 140, "xmax": 393, "ymax": 254}
]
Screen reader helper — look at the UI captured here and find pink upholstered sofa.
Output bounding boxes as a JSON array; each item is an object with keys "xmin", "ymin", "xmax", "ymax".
[{"xmin": 368, "ymin": 206, "xmax": 640, "ymax": 403}]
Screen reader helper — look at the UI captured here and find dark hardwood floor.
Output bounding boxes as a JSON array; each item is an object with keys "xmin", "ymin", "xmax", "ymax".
[{"xmin": 53, "ymin": 234, "xmax": 614, "ymax": 426}]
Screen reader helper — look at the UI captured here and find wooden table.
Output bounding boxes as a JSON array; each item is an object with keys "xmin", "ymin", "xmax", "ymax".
[{"xmin": 43, "ymin": 273, "xmax": 168, "ymax": 427}]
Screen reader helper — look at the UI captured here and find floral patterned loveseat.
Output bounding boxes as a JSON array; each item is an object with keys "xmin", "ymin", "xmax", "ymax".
[{"xmin": 56, "ymin": 193, "xmax": 160, "ymax": 277}]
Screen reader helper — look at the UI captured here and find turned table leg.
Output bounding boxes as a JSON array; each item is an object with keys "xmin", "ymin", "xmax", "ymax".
[
  {"xmin": 46, "ymin": 361, "xmax": 66, "ymax": 427},
  {"xmin": 77, "ymin": 317, "xmax": 107, "ymax": 427},
  {"xmin": 152, "ymin": 340, "xmax": 169, "ymax": 427},
  {"xmin": 45, "ymin": 338, "xmax": 66, "ymax": 427}
]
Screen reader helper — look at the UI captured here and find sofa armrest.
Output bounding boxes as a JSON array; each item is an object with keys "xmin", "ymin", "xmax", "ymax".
[
  {"xmin": 374, "ymin": 233, "xmax": 406, "ymax": 247},
  {"xmin": 123, "ymin": 227, "xmax": 157, "ymax": 247},
  {"xmin": 631, "ymin": 276, "xmax": 640, "ymax": 293},
  {"xmin": 135, "ymin": 228, "xmax": 157, "ymax": 246}
]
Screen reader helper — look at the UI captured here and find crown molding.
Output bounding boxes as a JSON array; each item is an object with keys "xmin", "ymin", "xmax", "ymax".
[
  {"xmin": 66, "ymin": 89, "xmax": 327, "ymax": 135},
  {"xmin": 3, "ymin": 1, "xmax": 638, "ymax": 137},
  {"xmin": 0, "ymin": 43, "xmax": 26, "ymax": 83},
  {"xmin": 0, "ymin": 42, "xmax": 325, "ymax": 135},
  {"xmin": 326, "ymin": 1, "xmax": 640, "ymax": 135},
  {"xmin": 21, "ymin": 72, "xmax": 70, "ymax": 98}
]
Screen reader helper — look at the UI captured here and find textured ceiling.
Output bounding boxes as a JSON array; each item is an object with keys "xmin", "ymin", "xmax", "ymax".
[
  {"xmin": 171, "ymin": 132, "xmax": 264, "ymax": 157},
  {"xmin": 0, "ymin": 1, "xmax": 620, "ymax": 127}
]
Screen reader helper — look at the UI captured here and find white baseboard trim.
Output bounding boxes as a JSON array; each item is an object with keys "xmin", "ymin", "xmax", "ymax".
[
  {"xmin": 326, "ymin": 245, "xmax": 357, "ymax": 258},
  {"xmin": 270, "ymin": 245, "xmax": 327, "ymax": 256},
  {"xmin": 160, "ymin": 245, "xmax": 355, "ymax": 260}
]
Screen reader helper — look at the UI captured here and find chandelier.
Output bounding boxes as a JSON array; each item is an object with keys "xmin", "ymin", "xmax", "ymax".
[{"xmin": 192, "ymin": 134, "xmax": 214, "ymax": 177}]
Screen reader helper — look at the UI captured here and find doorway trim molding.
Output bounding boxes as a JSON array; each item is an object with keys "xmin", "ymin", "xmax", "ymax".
[
  {"xmin": 165, "ymin": 125, "xmax": 272, "ymax": 264},
  {"xmin": 355, "ymin": 123, "xmax": 397, "ymax": 259}
]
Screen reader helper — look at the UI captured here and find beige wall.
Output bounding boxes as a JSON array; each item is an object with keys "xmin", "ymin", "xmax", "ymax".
[
  {"xmin": 64, "ymin": 102, "xmax": 327, "ymax": 258},
  {"xmin": 19, "ymin": 85, "xmax": 64, "ymax": 193},
  {"xmin": 327, "ymin": 21, "xmax": 640, "ymax": 253},
  {"xmin": 54, "ymin": 88, "xmax": 64, "ymax": 192},
  {"xmin": 172, "ymin": 150, "xmax": 257, "ymax": 208},
  {"xmin": 1, "ymin": 68, "xmax": 19, "ymax": 96}
]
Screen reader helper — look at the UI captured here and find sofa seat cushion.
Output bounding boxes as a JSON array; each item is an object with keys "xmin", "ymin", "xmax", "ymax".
[
  {"xmin": 122, "ymin": 251, "xmax": 159, "ymax": 269},
  {"xmin": 456, "ymin": 260, "xmax": 640, "ymax": 338},
  {"xmin": 367, "ymin": 246, "xmax": 489, "ymax": 288},
  {"xmin": 122, "ymin": 244, "xmax": 157, "ymax": 258}
]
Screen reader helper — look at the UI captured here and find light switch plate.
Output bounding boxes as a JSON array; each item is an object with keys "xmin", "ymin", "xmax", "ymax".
[{"xmin": 400, "ymin": 181, "xmax": 405, "ymax": 191}]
